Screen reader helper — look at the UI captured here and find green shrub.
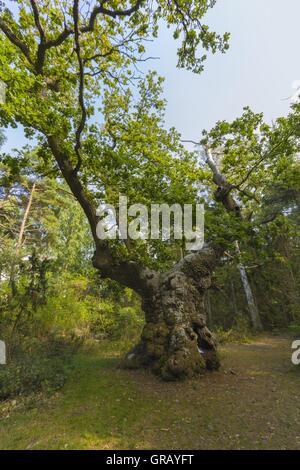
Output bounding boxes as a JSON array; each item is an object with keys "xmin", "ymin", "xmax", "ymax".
[
  {"xmin": 214, "ymin": 316, "xmax": 253, "ymax": 344},
  {"xmin": 288, "ymin": 322, "xmax": 300, "ymax": 337},
  {"xmin": 89, "ymin": 302, "xmax": 143, "ymax": 340}
]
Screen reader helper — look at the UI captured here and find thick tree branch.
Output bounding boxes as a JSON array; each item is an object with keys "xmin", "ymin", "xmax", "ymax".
[
  {"xmin": 182, "ymin": 139, "xmax": 258, "ymax": 212},
  {"xmin": 82, "ymin": 0, "xmax": 143, "ymax": 31},
  {"xmin": 30, "ymin": 0, "xmax": 45, "ymax": 42},
  {"xmin": 46, "ymin": 133, "xmax": 155, "ymax": 293},
  {"xmin": 44, "ymin": 28, "xmax": 73, "ymax": 49},
  {"xmin": 29, "ymin": 0, "xmax": 47, "ymax": 73},
  {"xmin": 73, "ymin": 0, "xmax": 86, "ymax": 174},
  {"xmin": 203, "ymin": 146, "xmax": 241, "ymax": 215},
  {"xmin": 46, "ymin": 134, "xmax": 97, "ymax": 240},
  {"xmin": 0, "ymin": 18, "xmax": 33, "ymax": 65}
]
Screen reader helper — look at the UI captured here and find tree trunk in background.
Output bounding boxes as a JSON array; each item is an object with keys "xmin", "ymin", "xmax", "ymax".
[
  {"xmin": 235, "ymin": 241, "xmax": 262, "ymax": 330},
  {"xmin": 16, "ymin": 182, "xmax": 36, "ymax": 252},
  {"xmin": 9, "ymin": 182, "xmax": 36, "ymax": 297},
  {"xmin": 230, "ymin": 280, "xmax": 238, "ymax": 317},
  {"xmin": 121, "ymin": 248, "xmax": 220, "ymax": 380}
]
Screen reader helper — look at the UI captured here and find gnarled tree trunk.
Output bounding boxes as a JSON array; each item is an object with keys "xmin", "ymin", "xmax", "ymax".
[
  {"xmin": 48, "ymin": 136, "xmax": 221, "ymax": 381},
  {"xmin": 95, "ymin": 247, "xmax": 221, "ymax": 380}
]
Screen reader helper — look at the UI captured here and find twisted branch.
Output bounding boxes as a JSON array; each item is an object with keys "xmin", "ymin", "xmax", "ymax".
[{"xmin": 72, "ymin": 0, "xmax": 86, "ymax": 174}]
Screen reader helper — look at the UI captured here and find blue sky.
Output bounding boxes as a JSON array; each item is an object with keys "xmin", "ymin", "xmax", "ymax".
[{"xmin": 2, "ymin": 0, "xmax": 300, "ymax": 152}]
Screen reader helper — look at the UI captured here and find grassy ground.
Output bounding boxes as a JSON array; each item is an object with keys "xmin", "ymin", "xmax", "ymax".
[{"xmin": 0, "ymin": 335, "xmax": 299, "ymax": 450}]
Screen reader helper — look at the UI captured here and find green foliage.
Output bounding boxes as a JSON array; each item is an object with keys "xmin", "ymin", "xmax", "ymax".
[
  {"xmin": 0, "ymin": 0, "xmax": 230, "ymax": 270},
  {"xmin": 0, "ymin": 336, "xmax": 298, "ymax": 450},
  {"xmin": 89, "ymin": 303, "xmax": 143, "ymax": 340},
  {"xmin": 0, "ymin": 152, "xmax": 143, "ymax": 401},
  {"xmin": 199, "ymin": 104, "xmax": 300, "ymax": 331},
  {"xmin": 34, "ymin": 275, "xmax": 143, "ymax": 340},
  {"xmin": 214, "ymin": 316, "xmax": 253, "ymax": 345},
  {"xmin": 288, "ymin": 322, "xmax": 300, "ymax": 337},
  {"xmin": 0, "ymin": 1, "xmax": 299, "ymax": 398}
]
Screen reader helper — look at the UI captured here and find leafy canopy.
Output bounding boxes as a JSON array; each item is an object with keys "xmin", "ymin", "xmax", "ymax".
[{"xmin": 0, "ymin": 0, "xmax": 229, "ymax": 268}]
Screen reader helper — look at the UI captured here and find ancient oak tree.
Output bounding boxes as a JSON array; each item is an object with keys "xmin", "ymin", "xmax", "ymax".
[{"xmin": 0, "ymin": 0, "xmax": 232, "ymax": 379}]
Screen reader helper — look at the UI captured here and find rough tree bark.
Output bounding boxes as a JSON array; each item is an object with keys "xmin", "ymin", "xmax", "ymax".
[{"xmin": 93, "ymin": 245, "xmax": 221, "ymax": 380}]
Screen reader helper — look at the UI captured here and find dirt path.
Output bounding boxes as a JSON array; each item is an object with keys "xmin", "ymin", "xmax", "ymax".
[{"xmin": 0, "ymin": 336, "xmax": 299, "ymax": 450}]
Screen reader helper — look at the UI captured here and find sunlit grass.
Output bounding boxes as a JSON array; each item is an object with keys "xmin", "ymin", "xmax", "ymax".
[{"xmin": 0, "ymin": 336, "xmax": 299, "ymax": 450}]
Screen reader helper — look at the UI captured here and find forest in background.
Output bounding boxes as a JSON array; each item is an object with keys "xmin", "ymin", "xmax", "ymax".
[
  {"xmin": 0, "ymin": 0, "xmax": 299, "ymax": 408},
  {"xmin": 0, "ymin": 117, "xmax": 299, "ymax": 399}
]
